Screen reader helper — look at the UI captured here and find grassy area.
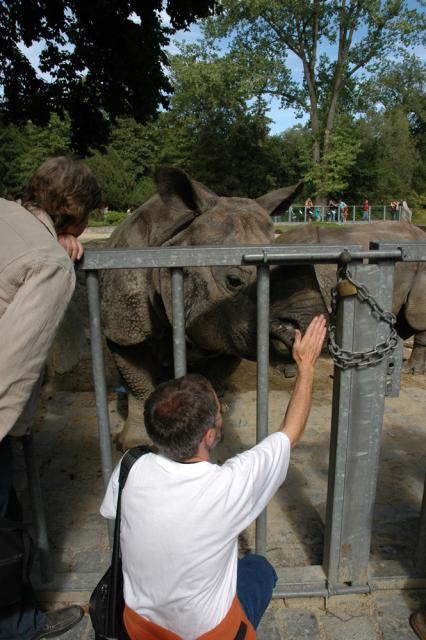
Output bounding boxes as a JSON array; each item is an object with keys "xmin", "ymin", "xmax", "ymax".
[
  {"xmin": 88, "ymin": 210, "xmax": 128, "ymax": 226},
  {"xmin": 412, "ymin": 210, "xmax": 426, "ymax": 224},
  {"xmin": 275, "ymin": 222, "xmax": 343, "ymax": 234}
]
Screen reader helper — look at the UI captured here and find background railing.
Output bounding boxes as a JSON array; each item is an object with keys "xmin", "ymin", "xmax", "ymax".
[{"xmin": 274, "ymin": 204, "xmax": 402, "ymax": 224}]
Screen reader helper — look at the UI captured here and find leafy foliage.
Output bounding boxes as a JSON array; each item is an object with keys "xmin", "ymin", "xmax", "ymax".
[
  {"xmin": 305, "ymin": 119, "xmax": 362, "ymax": 198},
  {"xmin": 0, "ymin": 0, "xmax": 219, "ymax": 152},
  {"xmin": 203, "ymin": 0, "xmax": 426, "ymax": 198}
]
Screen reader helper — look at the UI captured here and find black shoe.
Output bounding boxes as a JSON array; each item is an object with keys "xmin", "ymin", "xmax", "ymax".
[{"xmin": 32, "ymin": 605, "xmax": 84, "ymax": 639}]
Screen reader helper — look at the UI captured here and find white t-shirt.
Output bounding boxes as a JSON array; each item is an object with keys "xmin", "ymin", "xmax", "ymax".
[{"xmin": 100, "ymin": 431, "xmax": 291, "ymax": 639}]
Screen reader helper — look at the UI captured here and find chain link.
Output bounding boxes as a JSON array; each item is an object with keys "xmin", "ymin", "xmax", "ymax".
[{"xmin": 328, "ymin": 264, "xmax": 398, "ymax": 369}]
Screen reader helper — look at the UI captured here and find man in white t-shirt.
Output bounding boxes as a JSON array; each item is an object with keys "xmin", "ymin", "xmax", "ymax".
[{"xmin": 101, "ymin": 315, "xmax": 326, "ymax": 639}]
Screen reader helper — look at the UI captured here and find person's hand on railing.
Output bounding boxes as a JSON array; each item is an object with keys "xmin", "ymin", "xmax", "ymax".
[{"xmin": 58, "ymin": 234, "xmax": 84, "ymax": 262}]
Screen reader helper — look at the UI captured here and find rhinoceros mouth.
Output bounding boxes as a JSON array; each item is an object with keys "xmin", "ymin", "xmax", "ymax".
[{"xmin": 270, "ymin": 318, "xmax": 300, "ymax": 354}]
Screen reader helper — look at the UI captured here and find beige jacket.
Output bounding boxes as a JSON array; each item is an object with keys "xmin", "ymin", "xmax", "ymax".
[{"xmin": 0, "ymin": 198, "xmax": 75, "ymax": 440}]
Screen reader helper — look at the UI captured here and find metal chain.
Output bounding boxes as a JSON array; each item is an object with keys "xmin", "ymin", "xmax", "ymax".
[{"xmin": 328, "ymin": 264, "xmax": 399, "ymax": 369}]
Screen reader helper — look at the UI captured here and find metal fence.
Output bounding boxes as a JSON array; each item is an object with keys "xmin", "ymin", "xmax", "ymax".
[
  {"xmin": 276, "ymin": 204, "xmax": 402, "ymax": 224},
  {"xmin": 78, "ymin": 240, "xmax": 426, "ymax": 599}
]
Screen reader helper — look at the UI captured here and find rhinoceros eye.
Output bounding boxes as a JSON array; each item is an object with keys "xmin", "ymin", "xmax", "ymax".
[{"xmin": 226, "ymin": 274, "xmax": 244, "ymax": 290}]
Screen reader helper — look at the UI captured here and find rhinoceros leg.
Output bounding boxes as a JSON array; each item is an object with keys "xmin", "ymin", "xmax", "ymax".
[
  {"xmin": 401, "ymin": 264, "xmax": 426, "ymax": 374},
  {"xmin": 108, "ymin": 340, "xmax": 172, "ymax": 451},
  {"xmin": 403, "ymin": 332, "xmax": 426, "ymax": 374}
]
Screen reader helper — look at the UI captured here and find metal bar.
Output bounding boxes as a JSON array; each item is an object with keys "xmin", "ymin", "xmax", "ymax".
[
  {"xmin": 22, "ymin": 434, "xmax": 54, "ymax": 583},
  {"xmin": 86, "ymin": 271, "xmax": 114, "ymax": 543},
  {"xmin": 416, "ymin": 472, "xmax": 426, "ymax": 571},
  {"xmin": 76, "ymin": 246, "xmax": 407, "ymax": 271},
  {"xmin": 171, "ymin": 268, "xmax": 187, "ymax": 377},
  {"xmin": 273, "ymin": 584, "xmax": 371, "ymax": 599},
  {"xmin": 243, "ymin": 250, "xmax": 402, "ymax": 263},
  {"xmin": 371, "ymin": 241, "xmax": 426, "ymax": 262},
  {"xmin": 323, "ymin": 262, "xmax": 396, "ymax": 585},
  {"xmin": 255, "ymin": 265, "xmax": 270, "ymax": 556},
  {"xmin": 384, "ymin": 336, "xmax": 403, "ymax": 397}
]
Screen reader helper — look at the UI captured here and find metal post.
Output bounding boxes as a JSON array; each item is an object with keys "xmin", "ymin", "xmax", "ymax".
[
  {"xmin": 383, "ymin": 206, "xmax": 386, "ymax": 221},
  {"xmin": 304, "ymin": 207, "xmax": 307, "ymax": 223},
  {"xmin": 323, "ymin": 261, "xmax": 395, "ymax": 586},
  {"xmin": 22, "ymin": 434, "xmax": 54, "ymax": 583},
  {"xmin": 416, "ymin": 472, "xmax": 426, "ymax": 571},
  {"xmin": 288, "ymin": 207, "xmax": 291, "ymax": 223},
  {"xmin": 368, "ymin": 206, "xmax": 371, "ymax": 223},
  {"xmin": 255, "ymin": 265, "xmax": 270, "ymax": 556},
  {"xmin": 171, "ymin": 268, "xmax": 187, "ymax": 377},
  {"xmin": 352, "ymin": 205, "xmax": 356, "ymax": 223},
  {"xmin": 86, "ymin": 270, "xmax": 114, "ymax": 543}
]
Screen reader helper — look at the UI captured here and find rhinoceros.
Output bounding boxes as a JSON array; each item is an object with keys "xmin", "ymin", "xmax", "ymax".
[
  {"xmin": 269, "ymin": 222, "xmax": 426, "ymax": 374},
  {"xmin": 100, "ymin": 167, "xmax": 303, "ymax": 449}
]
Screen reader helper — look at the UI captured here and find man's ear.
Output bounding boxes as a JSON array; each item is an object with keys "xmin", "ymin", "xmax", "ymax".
[{"xmin": 204, "ymin": 428, "xmax": 217, "ymax": 449}]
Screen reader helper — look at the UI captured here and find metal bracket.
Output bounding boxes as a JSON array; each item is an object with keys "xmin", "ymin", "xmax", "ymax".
[{"xmin": 385, "ymin": 336, "xmax": 403, "ymax": 397}]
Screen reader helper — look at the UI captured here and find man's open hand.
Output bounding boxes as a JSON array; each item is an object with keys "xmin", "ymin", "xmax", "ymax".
[
  {"xmin": 292, "ymin": 315, "xmax": 327, "ymax": 374},
  {"xmin": 58, "ymin": 234, "xmax": 84, "ymax": 262}
]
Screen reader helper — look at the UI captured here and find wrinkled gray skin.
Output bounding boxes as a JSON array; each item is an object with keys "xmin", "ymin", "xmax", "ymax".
[
  {"xmin": 100, "ymin": 167, "xmax": 303, "ymax": 449},
  {"xmin": 270, "ymin": 222, "xmax": 426, "ymax": 374}
]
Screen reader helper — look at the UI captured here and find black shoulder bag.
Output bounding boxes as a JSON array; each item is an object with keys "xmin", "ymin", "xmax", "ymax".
[
  {"xmin": 0, "ymin": 516, "xmax": 33, "ymax": 607},
  {"xmin": 89, "ymin": 445, "xmax": 150, "ymax": 640}
]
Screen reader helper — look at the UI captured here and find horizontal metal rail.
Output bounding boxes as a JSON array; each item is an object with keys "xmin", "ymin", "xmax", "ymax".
[
  {"xmin": 76, "ymin": 241, "xmax": 426, "ymax": 271},
  {"xmin": 76, "ymin": 245, "xmax": 409, "ymax": 270},
  {"xmin": 371, "ymin": 241, "xmax": 426, "ymax": 262}
]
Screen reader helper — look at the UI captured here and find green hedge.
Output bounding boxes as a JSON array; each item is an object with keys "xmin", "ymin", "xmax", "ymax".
[{"xmin": 88, "ymin": 210, "xmax": 128, "ymax": 227}]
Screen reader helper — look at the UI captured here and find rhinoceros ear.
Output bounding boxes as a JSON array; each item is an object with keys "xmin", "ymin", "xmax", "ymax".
[
  {"xmin": 256, "ymin": 180, "xmax": 304, "ymax": 216},
  {"xmin": 155, "ymin": 166, "xmax": 219, "ymax": 216}
]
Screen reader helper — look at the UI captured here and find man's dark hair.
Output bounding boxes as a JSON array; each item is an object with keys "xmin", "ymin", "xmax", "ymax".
[
  {"xmin": 21, "ymin": 156, "xmax": 101, "ymax": 233},
  {"xmin": 144, "ymin": 374, "xmax": 217, "ymax": 460}
]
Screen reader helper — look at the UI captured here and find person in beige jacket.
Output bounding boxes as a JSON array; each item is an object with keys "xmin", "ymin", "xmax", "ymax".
[{"xmin": 0, "ymin": 157, "xmax": 101, "ymax": 640}]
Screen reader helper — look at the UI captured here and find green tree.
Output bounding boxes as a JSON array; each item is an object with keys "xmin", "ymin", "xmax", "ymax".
[
  {"xmin": 108, "ymin": 117, "xmax": 161, "ymax": 183},
  {"xmin": 85, "ymin": 147, "xmax": 135, "ymax": 210},
  {"xmin": 204, "ymin": 0, "xmax": 425, "ymax": 199},
  {"xmin": 360, "ymin": 53, "xmax": 426, "ymax": 197},
  {"xmin": 157, "ymin": 46, "xmax": 288, "ymax": 196},
  {"xmin": 305, "ymin": 117, "xmax": 362, "ymax": 199},
  {"xmin": 0, "ymin": 114, "xmax": 71, "ymax": 197},
  {"xmin": 0, "ymin": 0, "xmax": 219, "ymax": 152},
  {"xmin": 376, "ymin": 108, "xmax": 417, "ymax": 200}
]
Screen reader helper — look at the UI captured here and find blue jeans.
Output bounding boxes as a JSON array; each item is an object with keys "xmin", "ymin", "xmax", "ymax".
[
  {"xmin": 236, "ymin": 554, "xmax": 277, "ymax": 629},
  {"xmin": 0, "ymin": 437, "xmax": 46, "ymax": 640}
]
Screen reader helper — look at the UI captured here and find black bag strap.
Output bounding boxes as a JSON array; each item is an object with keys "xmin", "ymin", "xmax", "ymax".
[
  {"xmin": 234, "ymin": 622, "xmax": 247, "ymax": 640},
  {"xmin": 108, "ymin": 445, "xmax": 151, "ymax": 633}
]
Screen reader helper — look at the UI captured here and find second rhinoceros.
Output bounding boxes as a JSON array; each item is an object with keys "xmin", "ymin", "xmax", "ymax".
[
  {"xmin": 270, "ymin": 222, "xmax": 426, "ymax": 374},
  {"xmin": 100, "ymin": 167, "xmax": 302, "ymax": 449}
]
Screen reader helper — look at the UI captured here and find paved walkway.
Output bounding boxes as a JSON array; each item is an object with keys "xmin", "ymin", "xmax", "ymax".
[{"xmin": 22, "ymin": 388, "xmax": 424, "ymax": 640}]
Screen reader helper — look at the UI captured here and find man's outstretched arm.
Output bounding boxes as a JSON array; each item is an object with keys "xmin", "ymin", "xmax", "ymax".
[{"xmin": 279, "ymin": 315, "xmax": 326, "ymax": 447}]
